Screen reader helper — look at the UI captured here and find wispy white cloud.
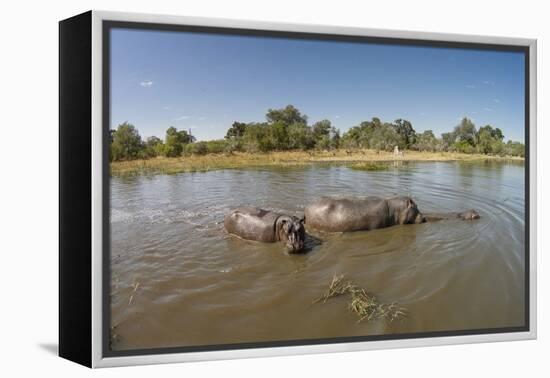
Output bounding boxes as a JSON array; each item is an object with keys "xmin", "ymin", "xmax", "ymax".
[
  {"xmin": 493, "ymin": 98, "xmax": 500, "ymax": 103},
  {"xmin": 484, "ymin": 107, "xmax": 493, "ymax": 112},
  {"xmin": 175, "ymin": 115, "xmax": 190, "ymax": 120},
  {"xmin": 198, "ymin": 116, "xmax": 207, "ymax": 121},
  {"xmin": 162, "ymin": 106, "xmax": 171, "ymax": 110},
  {"xmin": 465, "ymin": 84, "xmax": 476, "ymax": 89},
  {"xmin": 482, "ymin": 80, "xmax": 495, "ymax": 86},
  {"xmin": 334, "ymin": 115, "xmax": 341, "ymax": 119},
  {"xmin": 140, "ymin": 80, "xmax": 154, "ymax": 87}
]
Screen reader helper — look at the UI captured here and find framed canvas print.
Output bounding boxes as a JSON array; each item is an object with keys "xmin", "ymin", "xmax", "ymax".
[{"xmin": 59, "ymin": 10, "xmax": 537, "ymax": 368}]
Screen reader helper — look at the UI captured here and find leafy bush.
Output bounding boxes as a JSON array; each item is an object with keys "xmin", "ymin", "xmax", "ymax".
[
  {"xmin": 453, "ymin": 140, "xmax": 475, "ymax": 154},
  {"xmin": 342, "ymin": 118, "xmax": 406, "ymax": 151},
  {"xmin": 185, "ymin": 141, "xmax": 208, "ymax": 155},
  {"xmin": 412, "ymin": 130, "xmax": 438, "ymax": 152},
  {"xmin": 205, "ymin": 140, "xmax": 228, "ymax": 154},
  {"xmin": 110, "ymin": 122, "xmax": 143, "ymax": 161},
  {"xmin": 504, "ymin": 141, "xmax": 525, "ymax": 157},
  {"xmin": 163, "ymin": 127, "xmax": 195, "ymax": 157},
  {"xmin": 142, "ymin": 136, "xmax": 163, "ymax": 158}
]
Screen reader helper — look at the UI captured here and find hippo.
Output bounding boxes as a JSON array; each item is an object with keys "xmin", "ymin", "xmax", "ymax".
[
  {"xmin": 423, "ymin": 209, "xmax": 480, "ymax": 222},
  {"xmin": 224, "ymin": 207, "xmax": 306, "ymax": 253},
  {"xmin": 304, "ymin": 196, "xmax": 479, "ymax": 233}
]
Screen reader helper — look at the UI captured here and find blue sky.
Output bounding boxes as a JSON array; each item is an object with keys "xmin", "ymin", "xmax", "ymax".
[{"xmin": 110, "ymin": 28, "xmax": 525, "ymax": 142}]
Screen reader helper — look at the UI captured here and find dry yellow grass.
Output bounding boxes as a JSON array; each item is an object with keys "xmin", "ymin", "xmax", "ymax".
[
  {"xmin": 313, "ymin": 274, "xmax": 407, "ymax": 323},
  {"xmin": 110, "ymin": 149, "xmax": 524, "ymax": 177}
]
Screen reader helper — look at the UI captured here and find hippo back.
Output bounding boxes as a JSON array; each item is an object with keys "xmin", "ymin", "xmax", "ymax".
[
  {"xmin": 304, "ymin": 197, "xmax": 389, "ymax": 232},
  {"xmin": 224, "ymin": 207, "xmax": 279, "ymax": 242}
]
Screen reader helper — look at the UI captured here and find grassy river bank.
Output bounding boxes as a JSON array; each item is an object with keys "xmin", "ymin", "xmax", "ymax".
[{"xmin": 110, "ymin": 149, "xmax": 524, "ymax": 177}]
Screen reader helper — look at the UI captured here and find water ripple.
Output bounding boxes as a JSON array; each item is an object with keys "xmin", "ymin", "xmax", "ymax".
[{"xmin": 110, "ymin": 161, "xmax": 526, "ymax": 349}]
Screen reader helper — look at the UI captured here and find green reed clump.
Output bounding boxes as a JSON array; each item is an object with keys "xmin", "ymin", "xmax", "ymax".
[
  {"xmin": 313, "ymin": 274, "xmax": 407, "ymax": 323},
  {"xmin": 348, "ymin": 162, "xmax": 390, "ymax": 171}
]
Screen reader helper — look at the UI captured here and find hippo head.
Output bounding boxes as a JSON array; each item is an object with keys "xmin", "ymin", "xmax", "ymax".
[
  {"xmin": 458, "ymin": 209, "xmax": 480, "ymax": 220},
  {"xmin": 277, "ymin": 216, "xmax": 306, "ymax": 253},
  {"xmin": 397, "ymin": 197, "xmax": 425, "ymax": 224}
]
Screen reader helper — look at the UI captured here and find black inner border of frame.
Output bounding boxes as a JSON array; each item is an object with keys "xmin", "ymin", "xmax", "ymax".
[{"xmin": 102, "ymin": 20, "xmax": 530, "ymax": 358}]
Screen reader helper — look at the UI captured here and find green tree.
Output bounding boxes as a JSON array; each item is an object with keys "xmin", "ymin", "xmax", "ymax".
[
  {"xmin": 454, "ymin": 117, "xmax": 478, "ymax": 146},
  {"xmin": 266, "ymin": 105, "xmax": 307, "ymax": 125},
  {"xmin": 312, "ymin": 119, "xmax": 332, "ymax": 144},
  {"xmin": 413, "ymin": 130, "xmax": 438, "ymax": 152},
  {"xmin": 342, "ymin": 118, "xmax": 379, "ymax": 149},
  {"xmin": 287, "ymin": 123, "xmax": 315, "ymax": 150},
  {"xmin": 225, "ymin": 122, "xmax": 247, "ymax": 139},
  {"xmin": 143, "ymin": 136, "xmax": 163, "ymax": 158},
  {"xmin": 316, "ymin": 134, "xmax": 331, "ymax": 150},
  {"xmin": 164, "ymin": 127, "xmax": 183, "ymax": 157},
  {"xmin": 371, "ymin": 123, "xmax": 404, "ymax": 151},
  {"xmin": 371, "ymin": 117, "xmax": 382, "ymax": 127},
  {"xmin": 504, "ymin": 140, "xmax": 525, "ymax": 157},
  {"xmin": 454, "ymin": 140, "xmax": 475, "ymax": 154},
  {"xmin": 477, "ymin": 125, "xmax": 494, "ymax": 154},
  {"xmin": 341, "ymin": 126, "xmax": 362, "ymax": 148},
  {"xmin": 493, "ymin": 127, "xmax": 504, "ymax": 141},
  {"xmin": 393, "ymin": 119, "xmax": 416, "ymax": 148},
  {"xmin": 490, "ymin": 140, "xmax": 505, "ymax": 155},
  {"xmin": 163, "ymin": 127, "xmax": 195, "ymax": 157},
  {"xmin": 476, "ymin": 125, "xmax": 506, "ymax": 154},
  {"xmin": 271, "ymin": 121, "xmax": 290, "ymax": 150},
  {"xmin": 441, "ymin": 132, "xmax": 455, "ymax": 151},
  {"xmin": 110, "ymin": 122, "xmax": 143, "ymax": 161},
  {"xmin": 342, "ymin": 118, "xmax": 406, "ymax": 151},
  {"xmin": 241, "ymin": 123, "xmax": 273, "ymax": 152},
  {"xmin": 330, "ymin": 128, "xmax": 341, "ymax": 149}
]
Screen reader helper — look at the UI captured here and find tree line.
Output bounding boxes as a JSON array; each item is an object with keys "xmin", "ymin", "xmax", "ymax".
[{"xmin": 110, "ymin": 104, "xmax": 525, "ymax": 161}]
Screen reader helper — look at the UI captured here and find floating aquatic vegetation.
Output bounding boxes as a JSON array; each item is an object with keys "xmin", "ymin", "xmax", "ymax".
[
  {"xmin": 314, "ymin": 274, "xmax": 407, "ymax": 323},
  {"xmin": 348, "ymin": 287, "xmax": 407, "ymax": 323},
  {"xmin": 348, "ymin": 162, "xmax": 390, "ymax": 171},
  {"xmin": 128, "ymin": 281, "xmax": 140, "ymax": 305},
  {"xmin": 312, "ymin": 274, "xmax": 354, "ymax": 303}
]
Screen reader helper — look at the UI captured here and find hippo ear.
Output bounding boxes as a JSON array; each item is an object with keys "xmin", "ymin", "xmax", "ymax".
[
  {"xmin": 299, "ymin": 215, "xmax": 305, "ymax": 224},
  {"xmin": 407, "ymin": 198, "xmax": 415, "ymax": 208},
  {"xmin": 280, "ymin": 218, "xmax": 290, "ymax": 232}
]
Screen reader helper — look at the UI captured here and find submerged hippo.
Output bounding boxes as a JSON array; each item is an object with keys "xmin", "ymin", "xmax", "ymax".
[
  {"xmin": 423, "ymin": 209, "xmax": 480, "ymax": 222},
  {"xmin": 304, "ymin": 196, "xmax": 479, "ymax": 233},
  {"xmin": 304, "ymin": 196, "xmax": 423, "ymax": 233},
  {"xmin": 224, "ymin": 207, "xmax": 306, "ymax": 253}
]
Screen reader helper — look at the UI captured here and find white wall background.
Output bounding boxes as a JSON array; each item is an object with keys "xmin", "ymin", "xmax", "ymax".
[{"xmin": 0, "ymin": 0, "xmax": 546, "ymax": 376}]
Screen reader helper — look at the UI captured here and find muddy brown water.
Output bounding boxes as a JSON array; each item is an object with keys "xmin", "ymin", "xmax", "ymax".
[{"xmin": 110, "ymin": 161, "xmax": 525, "ymax": 351}]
